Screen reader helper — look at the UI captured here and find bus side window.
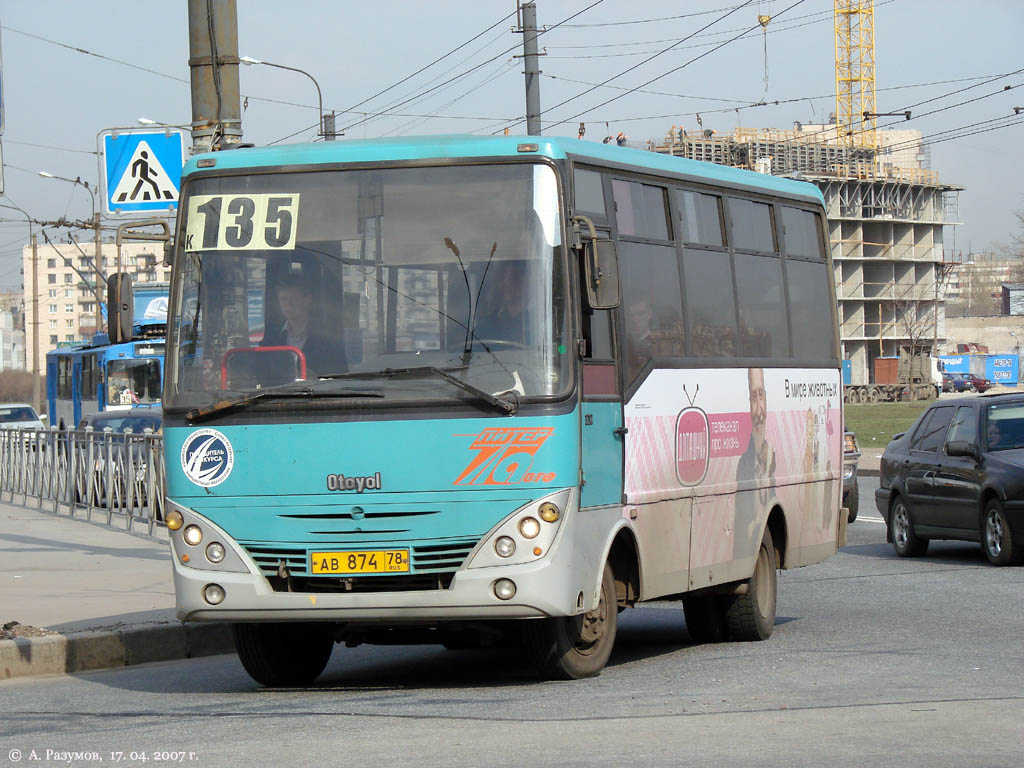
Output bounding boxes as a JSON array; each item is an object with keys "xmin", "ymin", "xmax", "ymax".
[{"xmin": 618, "ymin": 242, "xmax": 685, "ymax": 383}]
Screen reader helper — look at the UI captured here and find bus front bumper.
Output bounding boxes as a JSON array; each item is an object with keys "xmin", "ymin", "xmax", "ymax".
[{"xmin": 169, "ymin": 491, "xmax": 620, "ymax": 624}]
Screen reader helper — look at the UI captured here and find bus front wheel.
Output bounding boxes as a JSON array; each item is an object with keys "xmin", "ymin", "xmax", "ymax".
[
  {"xmin": 233, "ymin": 622, "xmax": 335, "ymax": 687},
  {"xmin": 525, "ymin": 562, "xmax": 617, "ymax": 680}
]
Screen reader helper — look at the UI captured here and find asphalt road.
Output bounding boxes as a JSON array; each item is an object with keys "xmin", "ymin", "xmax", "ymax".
[{"xmin": 2, "ymin": 476, "xmax": 1022, "ymax": 768}]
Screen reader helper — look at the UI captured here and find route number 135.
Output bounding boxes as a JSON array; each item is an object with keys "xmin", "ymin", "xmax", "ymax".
[{"xmin": 184, "ymin": 193, "xmax": 300, "ymax": 251}]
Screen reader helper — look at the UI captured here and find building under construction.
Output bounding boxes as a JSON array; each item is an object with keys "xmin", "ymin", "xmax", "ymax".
[{"xmin": 653, "ymin": 124, "xmax": 962, "ymax": 387}]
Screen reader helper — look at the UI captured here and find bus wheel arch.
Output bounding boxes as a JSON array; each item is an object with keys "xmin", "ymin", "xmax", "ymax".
[
  {"xmin": 766, "ymin": 505, "xmax": 787, "ymax": 569},
  {"xmin": 607, "ymin": 527, "xmax": 641, "ymax": 609}
]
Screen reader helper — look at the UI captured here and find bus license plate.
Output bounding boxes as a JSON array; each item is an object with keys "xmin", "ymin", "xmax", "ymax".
[{"xmin": 310, "ymin": 550, "xmax": 410, "ymax": 575}]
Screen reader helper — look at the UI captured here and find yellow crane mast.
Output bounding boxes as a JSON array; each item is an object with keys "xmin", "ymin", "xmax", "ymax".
[{"xmin": 834, "ymin": 0, "xmax": 877, "ymax": 149}]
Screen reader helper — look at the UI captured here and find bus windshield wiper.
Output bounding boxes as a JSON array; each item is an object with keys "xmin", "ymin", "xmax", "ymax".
[
  {"xmin": 186, "ymin": 383, "xmax": 383, "ymax": 423},
  {"xmin": 321, "ymin": 366, "xmax": 519, "ymax": 415}
]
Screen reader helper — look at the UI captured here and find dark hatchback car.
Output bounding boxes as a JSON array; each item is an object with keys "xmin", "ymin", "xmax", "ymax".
[{"xmin": 874, "ymin": 394, "xmax": 1024, "ymax": 565}]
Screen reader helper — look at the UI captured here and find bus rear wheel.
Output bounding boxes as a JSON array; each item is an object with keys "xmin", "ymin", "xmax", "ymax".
[
  {"xmin": 233, "ymin": 622, "xmax": 335, "ymax": 687},
  {"xmin": 724, "ymin": 526, "xmax": 777, "ymax": 641},
  {"xmin": 525, "ymin": 562, "xmax": 617, "ymax": 680}
]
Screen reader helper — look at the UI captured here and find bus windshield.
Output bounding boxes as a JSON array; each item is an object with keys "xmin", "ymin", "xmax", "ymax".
[
  {"xmin": 167, "ymin": 162, "xmax": 569, "ymax": 409},
  {"xmin": 108, "ymin": 359, "xmax": 162, "ymax": 406}
]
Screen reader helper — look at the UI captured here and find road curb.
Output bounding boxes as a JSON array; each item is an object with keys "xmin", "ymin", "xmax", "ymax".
[{"xmin": 1, "ymin": 622, "xmax": 233, "ymax": 681}]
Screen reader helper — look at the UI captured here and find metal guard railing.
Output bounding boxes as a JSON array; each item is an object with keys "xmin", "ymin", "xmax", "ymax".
[{"xmin": 0, "ymin": 427, "xmax": 165, "ymax": 535}]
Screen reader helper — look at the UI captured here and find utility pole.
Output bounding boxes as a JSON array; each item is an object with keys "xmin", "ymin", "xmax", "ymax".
[
  {"xmin": 188, "ymin": 0, "xmax": 243, "ymax": 153},
  {"xmin": 94, "ymin": 213, "xmax": 104, "ymax": 334},
  {"xmin": 520, "ymin": 2, "xmax": 542, "ymax": 135},
  {"xmin": 30, "ymin": 234, "xmax": 40, "ymax": 413}
]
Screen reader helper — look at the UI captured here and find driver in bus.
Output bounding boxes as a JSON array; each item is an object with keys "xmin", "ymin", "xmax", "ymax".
[
  {"xmin": 472, "ymin": 261, "xmax": 532, "ymax": 346},
  {"xmin": 262, "ymin": 273, "xmax": 347, "ymax": 376}
]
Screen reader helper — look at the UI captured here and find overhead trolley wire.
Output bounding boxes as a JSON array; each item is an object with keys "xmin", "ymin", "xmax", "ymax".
[
  {"xmin": 330, "ymin": 0, "xmax": 606, "ymax": 138},
  {"xmin": 492, "ymin": 0, "xmax": 763, "ymax": 134}
]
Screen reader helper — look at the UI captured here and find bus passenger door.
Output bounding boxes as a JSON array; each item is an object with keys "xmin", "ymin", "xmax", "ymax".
[
  {"xmin": 580, "ymin": 306, "xmax": 624, "ymax": 509},
  {"xmin": 71, "ymin": 359, "xmax": 82, "ymax": 427}
]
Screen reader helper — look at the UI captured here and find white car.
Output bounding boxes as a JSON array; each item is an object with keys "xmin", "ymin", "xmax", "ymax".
[{"xmin": 0, "ymin": 403, "xmax": 45, "ymax": 430}]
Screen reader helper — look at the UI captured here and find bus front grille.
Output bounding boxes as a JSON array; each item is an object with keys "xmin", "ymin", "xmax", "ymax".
[{"xmin": 238, "ymin": 538, "xmax": 479, "ymax": 591}]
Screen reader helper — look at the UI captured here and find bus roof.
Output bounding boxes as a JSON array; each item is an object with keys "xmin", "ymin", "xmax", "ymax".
[{"xmin": 184, "ymin": 134, "xmax": 824, "ymax": 205}]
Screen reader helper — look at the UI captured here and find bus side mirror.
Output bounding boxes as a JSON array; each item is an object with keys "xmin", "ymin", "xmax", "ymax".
[
  {"xmin": 584, "ymin": 239, "xmax": 620, "ymax": 310},
  {"xmin": 107, "ymin": 272, "xmax": 134, "ymax": 344},
  {"xmin": 163, "ymin": 238, "xmax": 174, "ymax": 267}
]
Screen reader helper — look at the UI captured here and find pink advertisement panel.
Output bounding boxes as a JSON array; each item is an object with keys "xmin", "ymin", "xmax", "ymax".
[{"xmin": 624, "ymin": 368, "xmax": 842, "ymax": 566}]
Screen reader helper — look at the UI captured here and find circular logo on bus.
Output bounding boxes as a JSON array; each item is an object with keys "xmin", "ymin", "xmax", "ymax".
[{"xmin": 181, "ymin": 429, "xmax": 234, "ymax": 488}]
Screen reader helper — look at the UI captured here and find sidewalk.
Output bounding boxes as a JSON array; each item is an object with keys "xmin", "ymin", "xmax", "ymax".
[{"xmin": 0, "ymin": 501, "xmax": 231, "ymax": 681}]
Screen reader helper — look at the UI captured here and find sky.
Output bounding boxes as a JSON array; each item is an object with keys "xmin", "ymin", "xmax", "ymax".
[{"xmin": 0, "ymin": 0, "xmax": 1021, "ymax": 290}]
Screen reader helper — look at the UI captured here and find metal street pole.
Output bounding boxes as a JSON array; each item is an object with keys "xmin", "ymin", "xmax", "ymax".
[
  {"xmin": 94, "ymin": 212, "xmax": 104, "ymax": 335},
  {"xmin": 188, "ymin": 0, "xmax": 243, "ymax": 153},
  {"xmin": 31, "ymin": 233, "xmax": 39, "ymax": 413},
  {"xmin": 522, "ymin": 2, "xmax": 542, "ymax": 136}
]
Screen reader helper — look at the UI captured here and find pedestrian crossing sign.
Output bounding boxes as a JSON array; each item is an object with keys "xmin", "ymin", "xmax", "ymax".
[{"xmin": 100, "ymin": 128, "xmax": 187, "ymax": 215}]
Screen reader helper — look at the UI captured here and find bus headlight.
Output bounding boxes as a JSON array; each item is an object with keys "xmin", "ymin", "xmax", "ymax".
[
  {"xmin": 493, "ymin": 579, "xmax": 516, "ymax": 600},
  {"xmin": 203, "ymin": 584, "xmax": 225, "ymax": 605},
  {"xmin": 468, "ymin": 489, "xmax": 572, "ymax": 569},
  {"xmin": 183, "ymin": 525, "xmax": 203, "ymax": 546},
  {"xmin": 518, "ymin": 517, "xmax": 541, "ymax": 539},
  {"xmin": 166, "ymin": 510, "xmax": 184, "ymax": 530},
  {"xmin": 538, "ymin": 502, "xmax": 560, "ymax": 523},
  {"xmin": 206, "ymin": 542, "xmax": 225, "ymax": 564},
  {"xmin": 494, "ymin": 536, "xmax": 516, "ymax": 558}
]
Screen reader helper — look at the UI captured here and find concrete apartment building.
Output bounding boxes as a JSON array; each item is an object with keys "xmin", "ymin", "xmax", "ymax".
[
  {"xmin": 21, "ymin": 241, "xmax": 171, "ymax": 377},
  {"xmin": 655, "ymin": 122, "xmax": 960, "ymax": 386},
  {"xmin": 0, "ymin": 291, "xmax": 26, "ymax": 371},
  {"xmin": 944, "ymin": 256, "xmax": 1024, "ymax": 315}
]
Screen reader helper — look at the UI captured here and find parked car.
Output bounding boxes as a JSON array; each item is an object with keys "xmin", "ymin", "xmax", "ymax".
[
  {"xmin": 942, "ymin": 373, "xmax": 992, "ymax": 393},
  {"xmin": 967, "ymin": 374, "xmax": 993, "ymax": 393},
  {"xmin": 0, "ymin": 403, "xmax": 45, "ymax": 430},
  {"xmin": 842, "ymin": 429, "xmax": 861, "ymax": 523},
  {"xmin": 0, "ymin": 403, "xmax": 47, "ymax": 449},
  {"xmin": 874, "ymin": 393, "xmax": 1024, "ymax": 565},
  {"xmin": 941, "ymin": 373, "xmax": 966, "ymax": 393},
  {"xmin": 76, "ymin": 408, "xmax": 162, "ymax": 509}
]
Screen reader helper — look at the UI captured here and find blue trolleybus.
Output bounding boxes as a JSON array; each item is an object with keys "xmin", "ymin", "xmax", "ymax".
[
  {"xmin": 46, "ymin": 337, "xmax": 165, "ymax": 430},
  {"xmin": 162, "ymin": 135, "xmax": 843, "ymax": 686},
  {"xmin": 46, "ymin": 282, "xmax": 169, "ymax": 429}
]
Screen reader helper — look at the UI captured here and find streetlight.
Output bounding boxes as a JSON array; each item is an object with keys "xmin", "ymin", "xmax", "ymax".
[
  {"xmin": 240, "ymin": 56, "xmax": 334, "ymax": 139},
  {"xmin": 38, "ymin": 171, "xmax": 96, "ymax": 222},
  {"xmin": 38, "ymin": 171, "xmax": 104, "ymax": 339}
]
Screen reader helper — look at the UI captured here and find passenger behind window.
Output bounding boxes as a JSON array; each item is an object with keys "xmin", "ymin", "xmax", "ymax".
[{"xmin": 625, "ymin": 300, "xmax": 685, "ymax": 378}]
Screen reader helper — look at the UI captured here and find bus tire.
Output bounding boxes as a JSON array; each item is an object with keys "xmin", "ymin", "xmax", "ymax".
[
  {"xmin": 724, "ymin": 527, "xmax": 777, "ymax": 641},
  {"xmin": 525, "ymin": 562, "xmax": 617, "ymax": 680},
  {"xmin": 682, "ymin": 595, "xmax": 728, "ymax": 643},
  {"xmin": 233, "ymin": 622, "xmax": 335, "ymax": 687}
]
